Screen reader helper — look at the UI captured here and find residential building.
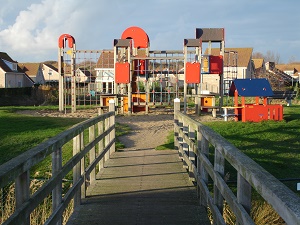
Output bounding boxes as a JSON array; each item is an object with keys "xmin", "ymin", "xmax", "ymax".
[
  {"xmin": 19, "ymin": 63, "xmax": 45, "ymax": 84},
  {"xmin": 202, "ymin": 48, "xmax": 254, "ymax": 94},
  {"xmin": 95, "ymin": 51, "xmax": 115, "ymax": 93},
  {"xmin": 275, "ymin": 63, "xmax": 300, "ymax": 80},
  {"xmin": 0, "ymin": 52, "xmax": 34, "ymax": 88},
  {"xmin": 76, "ymin": 68, "xmax": 96, "ymax": 83},
  {"xmin": 42, "ymin": 63, "xmax": 60, "ymax": 83}
]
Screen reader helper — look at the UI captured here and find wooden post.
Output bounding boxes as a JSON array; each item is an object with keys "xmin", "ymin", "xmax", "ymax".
[
  {"xmin": 80, "ymin": 132, "xmax": 85, "ymax": 198},
  {"xmin": 196, "ymin": 131, "xmax": 201, "ymax": 199},
  {"xmin": 105, "ymin": 111, "xmax": 110, "ymax": 161},
  {"xmin": 15, "ymin": 171, "xmax": 30, "ymax": 225},
  {"xmin": 89, "ymin": 125, "xmax": 96, "ymax": 183},
  {"xmin": 182, "ymin": 119, "xmax": 189, "ymax": 169},
  {"xmin": 174, "ymin": 98, "xmax": 180, "ymax": 152},
  {"xmin": 255, "ymin": 96, "xmax": 259, "ymax": 105},
  {"xmin": 214, "ymin": 147, "xmax": 224, "ymax": 213},
  {"xmin": 174, "ymin": 98, "xmax": 180, "ymax": 112},
  {"xmin": 52, "ymin": 147, "xmax": 62, "ymax": 225},
  {"xmin": 145, "ymin": 81, "xmax": 149, "ymax": 114},
  {"xmin": 188, "ymin": 125, "xmax": 196, "ymax": 180},
  {"xmin": 109, "ymin": 100, "xmax": 115, "ymax": 154},
  {"xmin": 98, "ymin": 108, "xmax": 105, "ymax": 170},
  {"xmin": 73, "ymin": 134, "xmax": 81, "ymax": 207},
  {"xmin": 237, "ymin": 173, "xmax": 252, "ymax": 224},
  {"xmin": 234, "ymin": 90, "xmax": 239, "ymax": 121},
  {"xmin": 199, "ymin": 134, "xmax": 209, "ymax": 206}
]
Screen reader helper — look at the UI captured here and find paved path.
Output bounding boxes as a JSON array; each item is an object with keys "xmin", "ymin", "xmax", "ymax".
[{"xmin": 67, "ymin": 115, "xmax": 210, "ymax": 225}]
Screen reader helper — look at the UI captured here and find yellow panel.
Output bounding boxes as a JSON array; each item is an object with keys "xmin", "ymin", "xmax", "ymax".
[{"xmin": 201, "ymin": 97, "xmax": 215, "ymax": 107}]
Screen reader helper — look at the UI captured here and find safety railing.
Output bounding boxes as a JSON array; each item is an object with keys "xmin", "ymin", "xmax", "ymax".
[
  {"xmin": 173, "ymin": 99, "xmax": 300, "ymax": 225},
  {"xmin": 0, "ymin": 101, "xmax": 116, "ymax": 225}
]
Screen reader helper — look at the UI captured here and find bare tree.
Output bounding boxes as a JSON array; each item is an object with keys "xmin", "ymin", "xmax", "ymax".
[
  {"xmin": 252, "ymin": 51, "xmax": 281, "ymax": 64},
  {"xmin": 264, "ymin": 50, "xmax": 281, "ymax": 64},
  {"xmin": 252, "ymin": 52, "xmax": 264, "ymax": 59}
]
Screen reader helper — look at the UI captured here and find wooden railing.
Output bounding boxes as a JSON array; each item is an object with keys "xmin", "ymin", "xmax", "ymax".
[
  {"xmin": 173, "ymin": 99, "xmax": 300, "ymax": 225},
  {"xmin": 0, "ymin": 101, "xmax": 116, "ymax": 225}
]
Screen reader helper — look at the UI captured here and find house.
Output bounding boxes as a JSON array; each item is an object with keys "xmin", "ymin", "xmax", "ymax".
[
  {"xmin": 96, "ymin": 51, "xmax": 114, "ymax": 69},
  {"xmin": 95, "ymin": 51, "xmax": 115, "ymax": 93},
  {"xmin": 42, "ymin": 63, "xmax": 60, "ymax": 83},
  {"xmin": 19, "ymin": 63, "xmax": 45, "ymax": 84},
  {"xmin": 76, "ymin": 68, "xmax": 96, "ymax": 83},
  {"xmin": 43, "ymin": 62, "xmax": 98, "ymax": 85},
  {"xmin": 202, "ymin": 48, "xmax": 254, "ymax": 94},
  {"xmin": 275, "ymin": 63, "xmax": 300, "ymax": 79},
  {"xmin": 0, "ymin": 52, "xmax": 34, "ymax": 88},
  {"xmin": 95, "ymin": 69, "xmax": 114, "ymax": 93},
  {"xmin": 252, "ymin": 58, "xmax": 266, "ymax": 77}
]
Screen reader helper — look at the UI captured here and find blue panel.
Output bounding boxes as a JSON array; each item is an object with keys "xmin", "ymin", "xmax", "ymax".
[{"xmin": 229, "ymin": 79, "xmax": 274, "ymax": 97}]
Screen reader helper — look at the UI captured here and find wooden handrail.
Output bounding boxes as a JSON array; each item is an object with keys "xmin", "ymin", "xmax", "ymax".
[
  {"xmin": 0, "ymin": 101, "xmax": 116, "ymax": 225},
  {"xmin": 173, "ymin": 98, "xmax": 300, "ymax": 225}
]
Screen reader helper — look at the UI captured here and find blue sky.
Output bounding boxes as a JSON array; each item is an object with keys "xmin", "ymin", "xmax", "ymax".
[{"xmin": 0, "ymin": 0, "xmax": 299, "ymax": 63}]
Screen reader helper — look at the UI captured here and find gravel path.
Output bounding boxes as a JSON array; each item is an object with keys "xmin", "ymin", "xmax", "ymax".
[
  {"xmin": 116, "ymin": 114, "xmax": 174, "ymax": 150},
  {"xmin": 16, "ymin": 108, "xmax": 222, "ymax": 150}
]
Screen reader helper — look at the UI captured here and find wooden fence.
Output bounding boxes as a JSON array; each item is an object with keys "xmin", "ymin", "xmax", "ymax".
[
  {"xmin": 173, "ymin": 98, "xmax": 300, "ymax": 225},
  {"xmin": 0, "ymin": 101, "xmax": 116, "ymax": 225}
]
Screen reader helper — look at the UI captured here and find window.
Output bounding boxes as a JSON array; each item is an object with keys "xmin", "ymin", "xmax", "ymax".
[
  {"xmin": 12, "ymin": 63, "xmax": 17, "ymax": 71},
  {"xmin": 3, "ymin": 59, "xmax": 18, "ymax": 71}
]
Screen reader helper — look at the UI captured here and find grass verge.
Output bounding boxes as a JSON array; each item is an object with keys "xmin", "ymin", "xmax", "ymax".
[{"xmin": 155, "ymin": 131, "xmax": 174, "ymax": 150}]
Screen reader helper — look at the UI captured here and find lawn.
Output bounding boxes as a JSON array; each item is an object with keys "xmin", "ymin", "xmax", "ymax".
[
  {"xmin": 0, "ymin": 106, "xmax": 129, "ymax": 166},
  {"xmin": 204, "ymin": 105, "xmax": 300, "ymax": 192}
]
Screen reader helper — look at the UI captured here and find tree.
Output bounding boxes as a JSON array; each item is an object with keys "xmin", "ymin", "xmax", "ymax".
[
  {"xmin": 252, "ymin": 52, "xmax": 264, "ymax": 59},
  {"xmin": 252, "ymin": 51, "xmax": 281, "ymax": 64},
  {"xmin": 264, "ymin": 50, "xmax": 281, "ymax": 64}
]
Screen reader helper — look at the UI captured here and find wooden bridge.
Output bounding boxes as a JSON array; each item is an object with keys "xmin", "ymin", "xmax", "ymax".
[{"xmin": 1, "ymin": 100, "xmax": 300, "ymax": 225}]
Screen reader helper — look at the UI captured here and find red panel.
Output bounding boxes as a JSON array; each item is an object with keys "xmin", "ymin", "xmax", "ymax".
[
  {"xmin": 185, "ymin": 62, "xmax": 200, "ymax": 83},
  {"xmin": 115, "ymin": 62, "xmax": 130, "ymax": 84},
  {"xmin": 209, "ymin": 55, "xmax": 223, "ymax": 74},
  {"xmin": 242, "ymin": 104, "xmax": 283, "ymax": 122}
]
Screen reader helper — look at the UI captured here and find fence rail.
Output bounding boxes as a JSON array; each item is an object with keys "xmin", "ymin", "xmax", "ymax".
[
  {"xmin": 173, "ymin": 99, "xmax": 300, "ymax": 225},
  {"xmin": 0, "ymin": 101, "xmax": 116, "ymax": 225}
]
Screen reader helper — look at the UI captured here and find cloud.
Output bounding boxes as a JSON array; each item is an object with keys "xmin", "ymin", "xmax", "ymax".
[
  {"xmin": 0, "ymin": 0, "xmax": 299, "ymax": 63},
  {"xmin": 0, "ymin": 0, "xmax": 83, "ymax": 61}
]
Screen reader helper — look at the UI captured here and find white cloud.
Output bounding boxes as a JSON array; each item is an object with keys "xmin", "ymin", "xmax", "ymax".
[
  {"xmin": 0, "ymin": 0, "xmax": 299, "ymax": 63},
  {"xmin": 0, "ymin": 0, "xmax": 83, "ymax": 61}
]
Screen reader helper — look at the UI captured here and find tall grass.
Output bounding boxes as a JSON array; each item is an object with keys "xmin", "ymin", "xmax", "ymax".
[{"xmin": 0, "ymin": 180, "xmax": 73, "ymax": 225}]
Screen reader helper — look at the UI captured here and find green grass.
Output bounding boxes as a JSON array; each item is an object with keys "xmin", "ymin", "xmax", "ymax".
[
  {"xmin": 0, "ymin": 106, "xmax": 130, "ymax": 167},
  {"xmin": 0, "ymin": 106, "xmax": 84, "ymax": 165},
  {"xmin": 115, "ymin": 122, "xmax": 130, "ymax": 149},
  {"xmin": 204, "ymin": 105, "xmax": 300, "ymax": 192},
  {"xmin": 155, "ymin": 131, "xmax": 174, "ymax": 150}
]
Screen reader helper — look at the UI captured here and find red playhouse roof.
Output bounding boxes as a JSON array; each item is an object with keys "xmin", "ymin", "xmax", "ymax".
[{"xmin": 229, "ymin": 78, "xmax": 274, "ymax": 97}]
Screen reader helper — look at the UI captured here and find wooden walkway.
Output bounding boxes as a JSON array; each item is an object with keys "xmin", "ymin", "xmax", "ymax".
[{"xmin": 67, "ymin": 147, "xmax": 210, "ymax": 225}]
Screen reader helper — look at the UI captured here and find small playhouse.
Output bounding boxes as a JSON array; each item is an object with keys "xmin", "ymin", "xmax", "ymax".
[{"xmin": 228, "ymin": 78, "xmax": 283, "ymax": 122}]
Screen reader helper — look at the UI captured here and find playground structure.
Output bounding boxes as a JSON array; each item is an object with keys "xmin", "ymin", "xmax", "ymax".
[
  {"xmin": 226, "ymin": 78, "xmax": 283, "ymax": 122},
  {"xmin": 57, "ymin": 27, "xmax": 285, "ymax": 122},
  {"xmin": 58, "ymin": 26, "xmax": 225, "ymax": 114}
]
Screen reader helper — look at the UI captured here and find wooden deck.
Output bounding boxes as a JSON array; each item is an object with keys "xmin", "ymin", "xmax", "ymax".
[{"xmin": 66, "ymin": 147, "xmax": 210, "ymax": 225}]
